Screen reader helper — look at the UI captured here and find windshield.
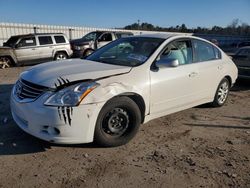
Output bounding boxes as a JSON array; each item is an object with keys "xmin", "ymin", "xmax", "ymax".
[
  {"xmin": 82, "ymin": 32, "xmax": 102, "ymax": 41},
  {"xmin": 3, "ymin": 36, "xmax": 20, "ymax": 47},
  {"xmin": 86, "ymin": 37, "xmax": 164, "ymax": 67}
]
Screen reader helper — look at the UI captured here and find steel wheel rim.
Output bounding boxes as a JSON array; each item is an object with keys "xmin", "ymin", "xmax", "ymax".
[
  {"xmin": 0, "ymin": 57, "xmax": 11, "ymax": 69},
  {"xmin": 56, "ymin": 54, "xmax": 66, "ymax": 60},
  {"xmin": 217, "ymin": 81, "xmax": 229, "ymax": 104},
  {"xmin": 102, "ymin": 108, "xmax": 129, "ymax": 137},
  {"xmin": 86, "ymin": 51, "xmax": 93, "ymax": 56}
]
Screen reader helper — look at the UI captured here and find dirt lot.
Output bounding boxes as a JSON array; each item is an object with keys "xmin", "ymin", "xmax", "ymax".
[{"xmin": 0, "ymin": 67, "xmax": 249, "ymax": 188}]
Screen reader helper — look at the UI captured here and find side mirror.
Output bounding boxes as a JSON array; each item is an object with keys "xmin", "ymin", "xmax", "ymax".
[{"xmin": 156, "ymin": 58, "xmax": 179, "ymax": 68}]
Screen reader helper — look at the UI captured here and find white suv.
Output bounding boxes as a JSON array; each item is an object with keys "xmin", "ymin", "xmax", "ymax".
[
  {"xmin": 10, "ymin": 34, "xmax": 237, "ymax": 147},
  {"xmin": 0, "ymin": 33, "xmax": 73, "ymax": 68}
]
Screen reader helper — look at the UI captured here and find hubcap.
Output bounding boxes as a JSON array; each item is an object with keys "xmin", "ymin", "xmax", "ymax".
[
  {"xmin": 56, "ymin": 54, "xmax": 66, "ymax": 60},
  {"xmin": 102, "ymin": 108, "xmax": 129, "ymax": 136},
  {"xmin": 0, "ymin": 57, "xmax": 11, "ymax": 69},
  {"xmin": 86, "ymin": 50, "xmax": 93, "ymax": 56},
  {"xmin": 217, "ymin": 81, "xmax": 229, "ymax": 104}
]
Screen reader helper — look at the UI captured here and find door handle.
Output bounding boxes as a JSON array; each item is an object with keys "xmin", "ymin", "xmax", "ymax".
[
  {"xmin": 31, "ymin": 48, "xmax": 36, "ymax": 50},
  {"xmin": 189, "ymin": 72, "xmax": 198, "ymax": 77}
]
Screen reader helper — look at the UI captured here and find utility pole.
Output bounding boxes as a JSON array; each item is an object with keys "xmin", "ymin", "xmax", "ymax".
[{"xmin": 137, "ymin": 19, "xmax": 140, "ymax": 30}]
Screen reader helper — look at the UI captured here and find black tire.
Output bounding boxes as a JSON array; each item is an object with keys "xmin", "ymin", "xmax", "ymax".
[
  {"xmin": 83, "ymin": 49, "xmax": 94, "ymax": 58},
  {"xmin": 211, "ymin": 78, "xmax": 230, "ymax": 107},
  {"xmin": 0, "ymin": 56, "xmax": 12, "ymax": 69},
  {"xmin": 94, "ymin": 97, "xmax": 141, "ymax": 147},
  {"xmin": 54, "ymin": 52, "xmax": 68, "ymax": 60}
]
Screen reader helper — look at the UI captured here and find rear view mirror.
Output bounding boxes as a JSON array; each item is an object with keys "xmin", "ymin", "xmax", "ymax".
[{"xmin": 156, "ymin": 58, "xmax": 179, "ymax": 68}]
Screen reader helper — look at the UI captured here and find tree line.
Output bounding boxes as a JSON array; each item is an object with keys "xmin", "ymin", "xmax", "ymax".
[{"xmin": 123, "ymin": 19, "xmax": 250, "ymax": 36}]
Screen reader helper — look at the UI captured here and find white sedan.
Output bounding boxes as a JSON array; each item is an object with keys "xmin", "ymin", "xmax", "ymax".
[{"xmin": 10, "ymin": 34, "xmax": 238, "ymax": 147}]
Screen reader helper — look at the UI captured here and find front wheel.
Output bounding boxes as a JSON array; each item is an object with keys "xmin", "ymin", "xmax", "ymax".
[
  {"xmin": 94, "ymin": 97, "xmax": 141, "ymax": 147},
  {"xmin": 0, "ymin": 57, "xmax": 12, "ymax": 69},
  {"xmin": 83, "ymin": 49, "xmax": 94, "ymax": 58},
  {"xmin": 211, "ymin": 78, "xmax": 230, "ymax": 107}
]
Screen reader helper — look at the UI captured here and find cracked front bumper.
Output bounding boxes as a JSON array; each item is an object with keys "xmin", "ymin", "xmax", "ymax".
[{"xmin": 10, "ymin": 88, "xmax": 104, "ymax": 144}]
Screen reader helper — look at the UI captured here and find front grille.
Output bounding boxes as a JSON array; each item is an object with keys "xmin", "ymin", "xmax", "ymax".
[{"xmin": 14, "ymin": 79, "xmax": 48, "ymax": 100}]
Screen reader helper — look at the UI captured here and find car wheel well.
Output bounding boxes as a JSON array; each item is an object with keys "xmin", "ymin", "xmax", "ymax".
[
  {"xmin": 0, "ymin": 55, "xmax": 15, "ymax": 65},
  {"xmin": 224, "ymin": 76, "xmax": 232, "ymax": 87},
  {"xmin": 115, "ymin": 93, "xmax": 146, "ymax": 123},
  {"xmin": 83, "ymin": 48, "xmax": 94, "ymax": 56},
  {"xmin": 54, "ymin": 51, "xmax": 68, "ymax": 57}
]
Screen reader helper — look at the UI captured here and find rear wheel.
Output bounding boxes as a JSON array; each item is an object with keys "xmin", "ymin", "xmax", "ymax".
[
  {"xmin": 54, "ymin": 52, "xmax": 68, "ymax": 60},
  {"xmin": 94, "ymin": 97, "xmax": 141, "ymax": 147},
  {"xmin": 0, "ymin": 57, "xmax": 12, "ymax": 69},
  {"xmin": 211, "ymin": 78, "xmax": 230, "ymax": 107}
]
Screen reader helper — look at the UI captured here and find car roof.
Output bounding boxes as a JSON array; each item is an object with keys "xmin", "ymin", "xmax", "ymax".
[
  {"xmin": 132, "ymin": 33, "xmax": 192, "ymax": 39},
  {"xmin": 10, "ymin": 33, "xmax": 65, "ymax": 38},
  {"xmin": 95, "ymin": 30, "xmax": 133, "ymax": 34}
]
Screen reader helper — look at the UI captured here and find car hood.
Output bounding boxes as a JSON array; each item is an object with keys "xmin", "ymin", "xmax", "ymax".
[
  {"xmin": 0, "ymin": 46, "xmax": 12, "ymax": 50},
  {"xmin": 70, "ymin": 38, "xmax": 91, "ymax": 45},
  {"xmin": 20, "ymin": 59, "xmax": 132, "ymax": 89}
]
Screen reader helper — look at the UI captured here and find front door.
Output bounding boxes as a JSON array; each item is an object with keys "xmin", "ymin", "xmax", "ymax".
[
  {"xmin": 150, "ymin": 39, "xmax": 200, "ymax": 115},
  {"xmin": 97, "ymin": 33, "xmax": 113, "ymax": 49},
  {"xmin": 14, "ymin": 36, "xmax": 40, "ymax": 63}
]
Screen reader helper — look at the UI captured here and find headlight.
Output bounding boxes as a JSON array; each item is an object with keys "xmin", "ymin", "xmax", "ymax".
[
  {"xmin": 44, "ymin": 82, "xmax": 99, "ymax": 106},
  {"xmin": 74, "ymin": 45, "xmax": 81, "ymax": 50}
]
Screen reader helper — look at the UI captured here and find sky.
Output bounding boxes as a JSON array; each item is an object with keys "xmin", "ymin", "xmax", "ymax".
[{"xmin": 0, "ymin": 0, "xmax": 249, "ymax": 29}]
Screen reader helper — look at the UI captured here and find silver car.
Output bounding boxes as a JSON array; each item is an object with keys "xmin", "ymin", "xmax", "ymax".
[{"xmin": 0, "ymin": 33, "xmax": 73, "ymax": 68}]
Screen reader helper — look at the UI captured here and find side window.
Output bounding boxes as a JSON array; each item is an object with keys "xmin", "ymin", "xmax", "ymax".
[
  {"xmin": 193, "ymin": 40, "xmax": 220, "ymax": 62},
  {"xmin": 214, "ymin": 47, "xmax": 221, "ymax": 59},
  {"xmin": 54, "ymin": 36, "xmax": 66, "ymax": 44},
  {"xmin": 17, "ymin": 37, "xmax": 36, "ymax": 47},
  {"xmin": 116, "ymin": 33, "xmax": 132, "ymax": 39},
  {"xmin": 237, "ymin": 49, "xmax": 250, "ymax": 56},
  {"xmin": 99, "ymin": 33, "xmax": 112, "ymax": 42},
  {"xmin": 159, "ymin": 40, "xmax": 193, "ymax": 65},
  {"xmin": 38, "ymin": 36, "xmax": 53, "ymax": 45}
]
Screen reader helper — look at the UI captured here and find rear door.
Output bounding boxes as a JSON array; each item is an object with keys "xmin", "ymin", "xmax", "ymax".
[
  {"xmin": 37, "ymin": 35, "xmax": 54, "ymax": 60},
  {"xmin": 191, "ymin": 39, "xmax": 224, "ymax": 99}
]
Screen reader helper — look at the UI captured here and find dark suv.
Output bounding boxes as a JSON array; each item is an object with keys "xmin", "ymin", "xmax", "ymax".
[{"xmin": 70, "ymin": 31, "xmax": 133, "ymax": 58}]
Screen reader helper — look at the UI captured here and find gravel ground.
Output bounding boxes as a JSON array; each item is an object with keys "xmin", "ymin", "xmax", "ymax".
[{"xmin": 0, "ymin": 67, "xmax": 250, "ymax": 188}]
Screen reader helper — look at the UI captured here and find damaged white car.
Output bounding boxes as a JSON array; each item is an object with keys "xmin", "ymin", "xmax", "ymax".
[{"xmin": 10, "ymin": 34, "xmax": 238, "ymax": 146}]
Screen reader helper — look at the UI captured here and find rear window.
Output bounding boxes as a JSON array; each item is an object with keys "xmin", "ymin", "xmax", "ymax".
[
  {"xmin": 38, "ymin": 36, "xmax": 53, "ymax": 45},
  {"xmin": 193, "ymin": 39, "xmax": 221, "ymax": 62},
  {"xmin": 237, "ymin": 49, "xmax": 250, "ymax": 56},
  {"xmin": 54, "ymin": 35, "xmax": 66, "ymax": 44},
  {"xmin": 238, "ymin": 42, "xmax": 250, "ymax": 48}
]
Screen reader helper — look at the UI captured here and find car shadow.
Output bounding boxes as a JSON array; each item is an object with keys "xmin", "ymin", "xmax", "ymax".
[{"xmin": 185, "ymin": 123, "xmax": 250, "ymax": 130}]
